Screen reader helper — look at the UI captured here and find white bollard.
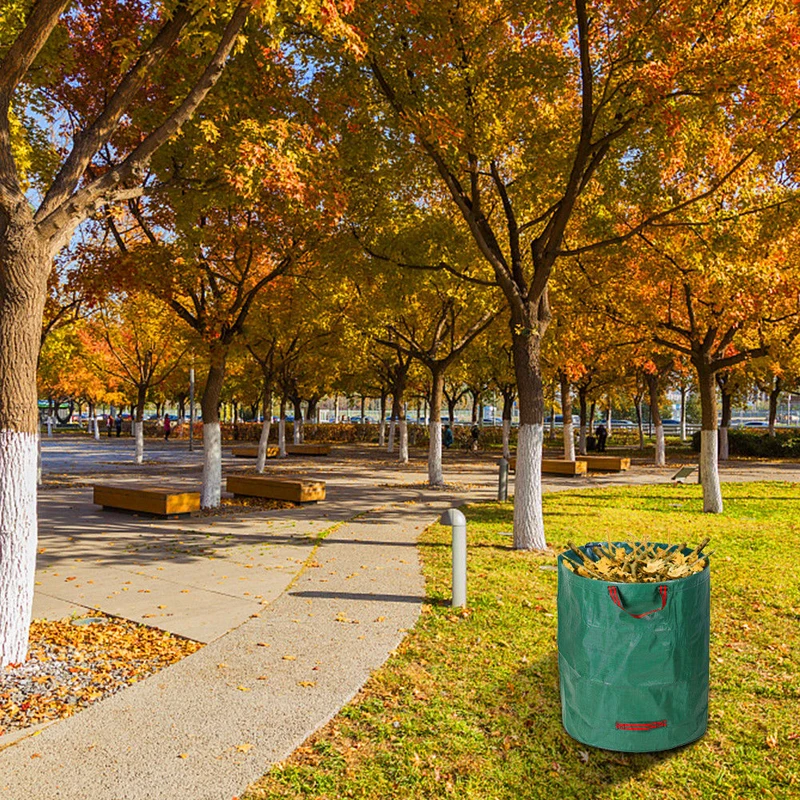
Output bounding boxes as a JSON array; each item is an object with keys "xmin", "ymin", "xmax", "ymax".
[
  {"xmin": 440, "ymin": 508, "xmax": 467, "ymax": 608},
  {"xmin": 46, "ymin": 415, "xmax": 53, "ymax": 437}
]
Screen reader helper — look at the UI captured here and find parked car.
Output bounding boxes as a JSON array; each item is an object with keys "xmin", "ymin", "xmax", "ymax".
[
  {"xmin": 610, "ymin": 420, "xmax": 635, "ymax": 428},
  {"xmin": 744, "ymin": 420, "xmax": 769, "ymax": 427}
]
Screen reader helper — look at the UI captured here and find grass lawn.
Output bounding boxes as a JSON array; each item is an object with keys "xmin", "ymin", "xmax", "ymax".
[{"xmin": 244, "ymin": 482, "xmax": 800, "ymax": 800}]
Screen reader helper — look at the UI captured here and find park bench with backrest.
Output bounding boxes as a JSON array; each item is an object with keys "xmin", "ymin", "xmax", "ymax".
[
  {"xmin": 576, "ymin": 455, "xmax": 631, "ymax": 472},
  {"xmin": 93, "ymin": 484, "xmax": 200, "ymax": 516},
  {"xmin": 232, "ymin": 445, "xmax": 279, "ymax": 458},
  {"xmin": 226, "ymin": 474, "xmax": 326, "ymax": 503}
]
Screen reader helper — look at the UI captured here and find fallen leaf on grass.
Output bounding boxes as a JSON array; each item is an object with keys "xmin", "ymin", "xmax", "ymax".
[
  {"xmin": 282, "ymin": 655, "xmax": 296, "ymax": 661},
  {"xmin": 235, "ymin": 743, "xmax": 253, "ymax": 753},
  {"xmin": 298, "ymin": 681, "xmax": 316, "ymax": 688}
]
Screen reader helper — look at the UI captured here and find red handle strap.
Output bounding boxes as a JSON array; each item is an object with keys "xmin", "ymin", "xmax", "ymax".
[
  {"xmin": 608, "ymin": 584, "xmax": 668, "ymax": 618},
  {"xmin": 616, "ymin": 720, "xmax": 667, "ymax": 731}
]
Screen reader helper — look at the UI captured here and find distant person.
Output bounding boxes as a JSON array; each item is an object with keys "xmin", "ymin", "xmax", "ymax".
[
  {"xmin": 163, "ymin": 415, "xmax": 171, "ymax": 441},
  {"xmin": 470, "ymin": 424, "xmax": 480, "ymax": 451},
  {"xmin": 443, "ymin": 424, "xmax": 454, "ymax": 449},
  {"xmin": 106, "ymin": 414, "xmax": 113, "ymax": 437},
  {"xmin": 115, "ymin": 413, "xmax": 122, "ymax": 437},
  {"xmin": 596, "ymin": 423, "xmax": 608, "ymax": 452}
]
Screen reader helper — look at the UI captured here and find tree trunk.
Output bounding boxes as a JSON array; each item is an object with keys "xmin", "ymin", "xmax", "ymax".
[
  {"xmin": 0, "ymin": 229, "xmax": 50, "ymax": 666},
  {"xmin": 560, "ymin": 373, "xmax": 575, "ymax": 461},
  {"xmin": 635, "ymin": 398, "xmax": 645, "ymax": 450},
  {"xmin": 447, "ymin": 397, "xmax": 456, "ymax": 426},
  {"xmin": 680, "ymin": 385, "xmax": 687, "ymax": 441},
  {"xmin": 387, "ymin": 416, "xmax": 396, "ymax": 452},
  {"xmin": 360, "ymin": 395, "xmax": 366, "ymax": 422},
  {"xmin": 256, "ymin": 387, "xmax": 272, "ymax": 473},
  {"xmin": 292, "ymin": 399, "xmax": 302, "ymax": 444},
  {"xmin": 577, "ymin": 387, "xmax": 588, "ymax": 456},
  {"xmin": 697, "ymin": 366, "xmax": 723, "ymax": 513},
  {"xmin": 646, "ymin": 373, "xmax": 665, "ymax": 467},
  {"xmin": 398, "ymin": 407, "xmax": 408, "ymax": 464},
  {"xmin": 511, "ymin": 325, "xmax": 546, "ymax": 551},
  {"xmin": 502, "ymin": 390, "xmax": 514, "ymax": 461},
  {"xmin": 589, "ymin": 400, "xmax": 596, "ymax": 435},
  {"xmin": 307, "ymin": 397, "xmax": 319, "ymax": 425},
  {"xmin": 134, "ymin": 384, "xmax": 147, "ymax": 465},
  {"xmin": 606, "ymin": 403, "xmax": 612, "ymax": 434},
  {"xmin": 378, "ymin": 393, "xmax": 387, "ymax": 447},
  {"xmin": 549, "ymin": 381, "xmax": 557, "ymax": 439},
  {"xmin": 278, "ymin": 396, "xmax": 287, "ymax": 457},
  {"xmin": 428, "ymin": 369, "xmax": 445, "ymax": 487},
  {"xmin": 471, "ymin": 390, "xmax": 480, "ymax": 424},
  {"xmin": 768, "ymin": 377, "xmax": 782, "ymax": 437},
  {"xmin": 200, "ymin": 345, "xmax": 227, "ymax": 508},
  {"xmin": 718, "ymin": 380, "xmax": 732, "ymax": 462}
]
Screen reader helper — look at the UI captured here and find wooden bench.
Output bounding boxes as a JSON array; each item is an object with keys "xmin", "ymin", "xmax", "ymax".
[
  {"xmin": 286, "ymin": 444, "xmax": 331, "ymax": 456},
  {"xmin": 507, "ymin": 458, "xmax": 586, "ymax": 476},
  {"xmin": 226, "ymin": 475, "xmax": 326, "ymax": 503},
  {"xmin": 93, "ymin": 485, "xmax": 200, "ymax": 516},
  {"xmin": 232, "ymin": 445, "xmax": 279, "ymax": 458},
  {"xmin": 542, "ymin": 459, "xmax": 587, "ymax": 476},
  {"xmin": 576, "ymin": 455, "xmax": 631, "ymax": 472}
]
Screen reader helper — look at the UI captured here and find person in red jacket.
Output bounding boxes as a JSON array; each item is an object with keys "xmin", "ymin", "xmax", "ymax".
[{"xmin": 163, "ymin": 415, "xmax": 172, "ymax": 441}]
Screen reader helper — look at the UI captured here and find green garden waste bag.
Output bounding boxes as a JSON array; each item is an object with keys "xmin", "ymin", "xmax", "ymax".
[{"xmin": 557, "ymin": 542, "xmax": 710, "ymax": 752}]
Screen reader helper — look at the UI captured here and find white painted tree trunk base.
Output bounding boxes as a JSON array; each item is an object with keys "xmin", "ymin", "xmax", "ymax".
[
  {"xmin": 278, "ymin": 420, "xmax": 286, "ymax": 458},
  {"xmin": 718, "ymin": 426, "xmax": 729, "ymax": 461},
  {"xmin": 700, "ymin": 429, "xmax": 723, "ymax": 513},
  {"xmin": 93, "ymin": 418, "xmax": 100, "ymax": 440},
  {"xmin": 0, "ymin": 432, "xmax": 39, "ymax": 666},
  {"xmin": 133, "ymin": 422, "xmax": 144, "ymax": 465},
  {"xmin": 428, "ymin": 422, "xmax": 443, "ymax": 487},
  {"xmin": 256, "ymin": 420, "xmax": 271, "ymax": 473},
  {"xmin": 563, "ymin": 423, "xmax": 575, "ymax": 461},
  {"xmin": 502, "ymin": 420, "xmax": 511, "ymax": 461},
  {"xmin": 378, "ymin": 421, "xmax": 386, "ymax": 448},
  {"xmin": 201, "ymin": 423, "xmax": 222, "ymax": 509},
  {"xmin": 387, "ymin": 420, "xmax": 396, "ymax": 453},
  {"xmin": 654, "ymin": 424, "xmax": 665, "ymax": 466},
  {"xmin": 398, "ymin": 420, "xmax": 408, "ymax": 464},
  {"xmin": 513, "ymin": 424, "xmax": 547, "ymax": 550},
  {"xmin": 578, "ymin": 425, "xmax": 587, "ymax": 456}
]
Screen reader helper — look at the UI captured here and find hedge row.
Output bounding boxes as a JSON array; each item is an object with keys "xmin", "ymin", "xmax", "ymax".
[{"xmin": 690, "ymin": 428, "xmax": 800, "ymax": 458}]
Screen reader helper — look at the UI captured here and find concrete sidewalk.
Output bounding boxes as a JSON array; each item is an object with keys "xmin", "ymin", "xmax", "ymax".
[{"xmin": 0, "ymin": 496, "xmax": 462, "ymax": 800}]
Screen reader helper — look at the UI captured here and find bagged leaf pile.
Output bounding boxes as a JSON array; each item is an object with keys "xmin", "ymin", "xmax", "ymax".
[{"xmin": 563, "ymin": 538, "xmax": 711, "ymax": 583}]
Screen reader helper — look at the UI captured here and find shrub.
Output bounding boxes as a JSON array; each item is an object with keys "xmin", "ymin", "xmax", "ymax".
[{"xmin": 691, "ymin": 428, "xmax": 800, "ymax": 458}]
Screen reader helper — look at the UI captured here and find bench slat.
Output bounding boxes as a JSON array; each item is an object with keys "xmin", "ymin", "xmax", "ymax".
[{"xmin": 226, "ymin": 475, "xmax": 326, "ymax": 503}]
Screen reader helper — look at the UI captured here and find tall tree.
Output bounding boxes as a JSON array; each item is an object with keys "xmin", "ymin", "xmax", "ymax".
[
  {"xmin": 0, "ymin": 0, "xmax": 355, "ymax": 665},
  {"xmin": 319, "ymin": 0, "xmax": 798, "ymax": 548}
]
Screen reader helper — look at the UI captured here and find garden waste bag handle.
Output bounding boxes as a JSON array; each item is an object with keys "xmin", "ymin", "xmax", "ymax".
[{"xmin": 608, "ymin": 584, "xmax": 668, "ymax": 618}]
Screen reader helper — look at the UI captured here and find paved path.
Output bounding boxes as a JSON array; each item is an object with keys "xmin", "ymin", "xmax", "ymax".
[{"xmin": 0, "ymin": 438, "xmax": 797, "ymax": 799}]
